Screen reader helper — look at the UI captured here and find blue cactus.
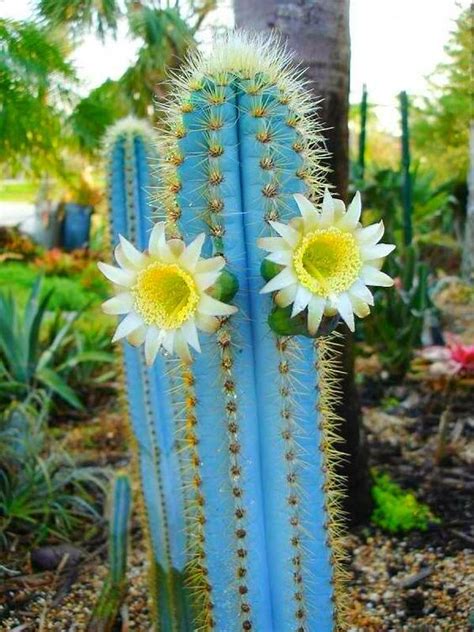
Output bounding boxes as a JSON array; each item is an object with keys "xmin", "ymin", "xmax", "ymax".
[
  {"xmin": 156, "ymin": 34, "xmax": 346, "ymax": 630},
  {"xmin": 101, "ymin": 33, "xmax": 393, "ymax": 631},
  {"xmin": 89, "ymin": 472, "xmax": 132, "ymax": 632},
  {"xmin": 105, "ymin": 118, "xmax": 196, "ymax": 628}
]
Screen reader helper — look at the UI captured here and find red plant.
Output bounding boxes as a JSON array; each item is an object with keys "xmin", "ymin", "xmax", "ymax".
[
  {"xmin": 420, "ymin": 334, "xmax": 474, "ymax": 376},
  {"xmin": 449, "ymin": 341, "xmax": 474, "ymax": 373}
]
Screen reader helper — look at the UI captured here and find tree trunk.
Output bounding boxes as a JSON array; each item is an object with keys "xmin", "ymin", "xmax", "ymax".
[
  {"xmin": 234, "ymin": 0, "xmax": 372, "ymax": 525},
  {"xmin": 462, "ymin": 121, "xmax": 474, "ymax": 281}
]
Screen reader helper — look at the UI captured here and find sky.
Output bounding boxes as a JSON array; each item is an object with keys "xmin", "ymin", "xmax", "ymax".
[{"xmin": 1, "ymin": 0, "xmax": 469, "ymax": 131}]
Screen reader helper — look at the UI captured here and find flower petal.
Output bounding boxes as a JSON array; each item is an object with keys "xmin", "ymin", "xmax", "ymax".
[
  {"xmin": 361, "ymin": 243, "xmax": 396, "ymax": 261},
  {"xmin": 102, "ymin": 293, "xmax": 134, "ymax": 315},
  {"xmin": 269, "ymin": 221, "xmax": 300, "ymax": 247},
  {"xmin": 168, "ymin": 238, "xmax": 185, "ymax": 257},
  {"xmin": 275, "ymin": 284, "xmax": 298, "ymax": 308},
  {"xmin": 360, "ymin": 265, "xmax": 394, "ymax": 287},
  {"xmin": 98, "ymin": 262, "xmax": 136, "ymax": 287},
  {"xmin": 198, "ymin": 294, "xmax": 238, "ymax": 316},
  {"xmin": 348, "ymin": 279, "xmax": 374, "ymax": 306},
  {"xmin": 257, "ymin": 237, "xmax": 290, "ymax": 253},
  {"xmin": 112, "ymin": 312, "xmax": 143, "ymax": 342},
  {"xmin": 181, "ymin": 318, "xmax": 201, "ymax": 352},
  {"xmin": 180, "ymin": 233, "xmax": 206, "ymax": 271},
  {"xmin": 162, "ymin": 330, "xmax": 175, "ymax": 355},
  {"xmin": 320, "ymin": 188, "xmax": 335, "ymax": 226},
  {"xmin": 114, "ymin": 244, "xmax": 131, "ymax": 270},
  {"xmin": 338, "ymin": 191, "xmax": 361, "ymax": 231},
  {"xmin": 349, "ymin": 295, "xmax": 371, "ymax": 319},
  {"xmin": 144, "ymin": 327, "xmax": 164, "ymax": 366},
  {"xmin": 196, "ymin": 256, "xmax": 226, "ymax": 273},
  {"xmin": 119, "ymin": 234, "xmax": 146, "ymax": 267},
  {"xmin": 127, "ymin": 325, "xmax": 147, "ymax": 347},
  {"xmin": 356, "ymin": 221, "xmax": 385, "ymax": 245},
  {"xmin": 291, "ymin": 285, "xmax": 313, "ymax": 317},
  {"xmin": 335, "ymin": 292, "xmax": 355, "ymax": 331},
  {"xmin": 195, "ymin": 270, "xmax": 222, "ymax": 291},
  {"xmin": 294, "ymin": 193, "xmax": 319, "ymax": 227},
  {"xmin": 174, "ymin": 331, "xmax": 192, "ymax": 363},
  {"xmin": 266, "ymin": 250, "xmax": 293, "ymax": 265},
  {"xmin": 195, "ymin": 313, "xmax": 220, "ymax": 333},
  {"xmin": 307, "ymin": 296, "xmax": 325, "ymax": 335},
  {"xmin": 148, "ymin": 222, "xmax": 166, "ymax": 256},
  {"xmin": 260, "ymin": 267, "xmax": 297, "ymax": 294},
  {"xmin": 333, "ymin": 198, "xmax": 346, "ymax": 217},
  {"xmin": 149, "ymin": 222, "xmax": 175, "ymax": 261}
]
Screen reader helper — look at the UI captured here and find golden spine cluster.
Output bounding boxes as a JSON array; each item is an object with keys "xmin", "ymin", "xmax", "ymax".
[
  {"xmin": 180, "ymin": 365, "xmax": 215, "ymax": 630},
  {"xmin": 315, "ymin": 334, "xmax": 351, "ymax": 630}
]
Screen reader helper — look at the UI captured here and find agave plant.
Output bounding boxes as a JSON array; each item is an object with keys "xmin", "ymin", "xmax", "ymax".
[{"xmin": 0, "ymin": 277, "xmax": 112, "ymax": 408}]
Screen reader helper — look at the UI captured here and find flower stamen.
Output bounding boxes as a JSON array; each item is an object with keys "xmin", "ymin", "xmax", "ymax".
[
  {"xmin": 293, "ymin": 227, "xmax": 362, "ymax": 298},
  {"xmin": 132, "ymin": 262, "xmax": 199, "ymax": 329}
]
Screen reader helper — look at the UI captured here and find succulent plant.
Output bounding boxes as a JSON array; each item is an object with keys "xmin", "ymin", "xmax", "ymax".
[
  {"xmin": 89, "ymin": 472, "xmax": 132, "ymax": 632},
  {"xmin": 103, "ymin": 33, "xmax": 394, "ymax": 632}
]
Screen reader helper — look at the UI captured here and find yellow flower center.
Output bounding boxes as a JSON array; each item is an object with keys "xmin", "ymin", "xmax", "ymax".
[
  {"xmin": 132, "ymin": 262, "xmax": 199, "ymax": 329},
  {"xmin": 293, "ymin": 227, "xmax": 362, "ymax": 297}
]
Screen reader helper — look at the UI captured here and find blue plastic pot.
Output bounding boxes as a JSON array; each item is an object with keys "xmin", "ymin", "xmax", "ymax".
[{"xmin": 62, "ymin": 203, "xmax": 92, "ymax": 250}]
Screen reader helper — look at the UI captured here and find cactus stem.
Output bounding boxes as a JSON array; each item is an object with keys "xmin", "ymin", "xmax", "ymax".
[
  {"xmin": 106, "ymin": 122, "xmax": 194, "ymax": 629},
  {"xmin": 152, "ymin": 33, "xmax": 348, "ymax": 629}
]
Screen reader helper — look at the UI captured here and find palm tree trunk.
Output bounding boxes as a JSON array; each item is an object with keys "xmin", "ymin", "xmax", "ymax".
[{"xmin": 234, "ymin": 0, "xmax": 372, "ymax": 524}]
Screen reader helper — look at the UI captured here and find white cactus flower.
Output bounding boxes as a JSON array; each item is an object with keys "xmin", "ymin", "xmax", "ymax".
[
  {"xmin": 258, "ymin": 190, "xmax": 395, "ymax": 333},
  {"xmin": 98, "ymin": 223, "xmax": 237, "ymax": 364}
]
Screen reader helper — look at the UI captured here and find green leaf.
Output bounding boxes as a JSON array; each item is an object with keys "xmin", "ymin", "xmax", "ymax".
[
  {"xmin": 27, "ymin": 287, "xmax": 54, "ymax": 382},
  {"xmin": 37, "ymin": 311, "xmax": 79, "ymax": 370},
  {"xmin": 57, "ymin": 350, "xmax": 114, "ymax": 371},
  {"xmin": 37, "ymin": 368, "xmax": 84, "ymax": 410}
]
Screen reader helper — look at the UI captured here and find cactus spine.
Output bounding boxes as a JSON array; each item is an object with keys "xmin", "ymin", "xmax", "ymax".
[{"xmin": 106, "ymin": 34, "xmax": 348, "ymax": 631}]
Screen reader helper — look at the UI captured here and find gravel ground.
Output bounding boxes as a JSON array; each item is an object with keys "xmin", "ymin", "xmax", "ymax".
[
  {"xmin": 0, "ymin": 538, "xmax": 152, "ymax": 632},
  {"xmin": 1, "ymin": 385, "xmax": 472, "ymax": 631},
  {"xmin": 2, "ymin": 527, "xmax": 472, "ymax": 631},
  {"xmin": 346, "ymin": 532, "xmax": 473, "ymax": 631}
]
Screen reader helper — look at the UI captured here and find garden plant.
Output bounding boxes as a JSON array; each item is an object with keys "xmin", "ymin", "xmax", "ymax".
[{"xmin": 100, "ymin": 33, "xmax": 395, "ymax": 631}]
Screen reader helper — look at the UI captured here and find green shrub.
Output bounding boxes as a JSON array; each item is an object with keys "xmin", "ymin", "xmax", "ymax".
[
  {"xmin": 0, "ymin": 397, "xmax": 107, "ymax": 548},
  {"xmin": 361, "ymin": 245, "xmax": 432, "ymax": 380},
  {"xmin": 0, "ymin": 261, "xmax": 108, "ymax": 311},
  {"xmin": 371, "ymin": 471, "xmax": 438, "ymax": 533}
]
